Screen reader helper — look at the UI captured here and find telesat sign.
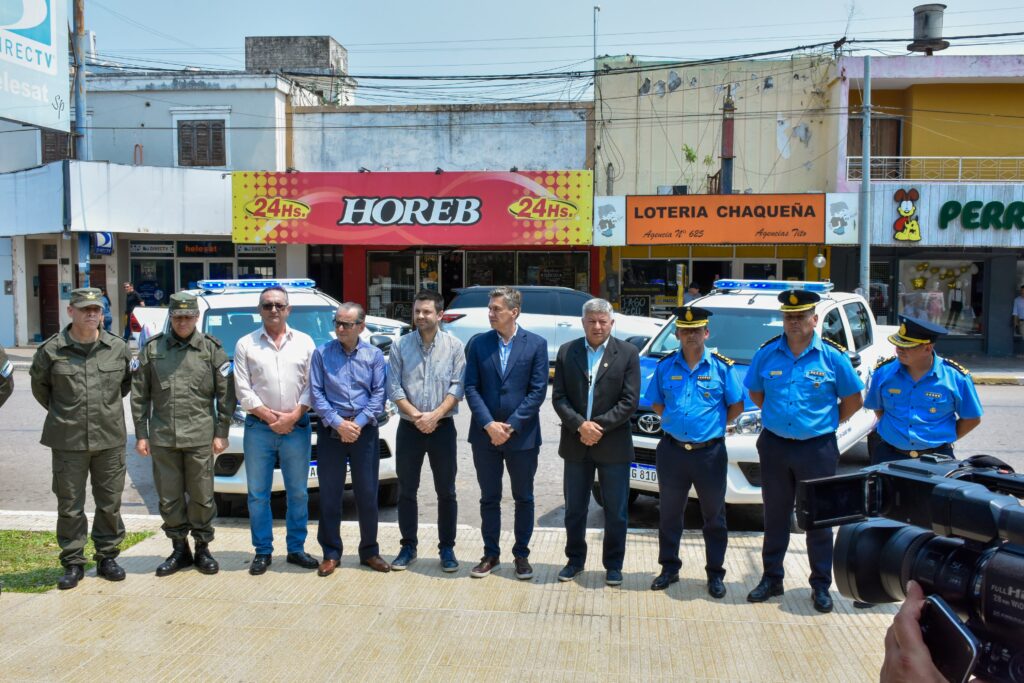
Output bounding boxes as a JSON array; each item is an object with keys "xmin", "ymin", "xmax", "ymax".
[
  {"xmin": 232, "ymin": 171, "xmax": 593, "ymax": 246},
  {"xmin": 0, "ymin": 0, "xmax": 69, "ymax": 131}
]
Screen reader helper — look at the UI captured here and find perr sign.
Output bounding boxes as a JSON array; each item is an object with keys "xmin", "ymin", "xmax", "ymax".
[{"xmin": 0, "ymin": 0, "xmax": 69, "ymax": 131}]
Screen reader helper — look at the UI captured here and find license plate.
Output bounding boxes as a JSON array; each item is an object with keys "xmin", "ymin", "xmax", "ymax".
[
  {"xmin": 630, "ymin": 463, "xmax": 658, "ymax": 483},
  {"xmin": 309, "ymin": 461, "xmax": 318, "ymax": 480}
]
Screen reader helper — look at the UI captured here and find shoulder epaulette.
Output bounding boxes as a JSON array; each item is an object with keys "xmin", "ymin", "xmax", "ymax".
[
  {"xmin": 712, "ymin": 350, "xmax": 735, "ymax": 366},
  {"xmin": 40, "ymin": 332, "xmax": 60, "ymax": 347},
  {"xmin": 143, "ymin": 333, "xmax": 164, "ymax": 346},
  {"xmin": 943, "ymin": 357, "xmax": 971, "ymax": 376},
  {"xmin": 759, "ymin": 334, "xmax": 782, "ymax": 350},
  {"xmin": 205, "ymin": 334, "xmax": 223, "ymax": 348},
  {"xmin": 822, "ymin": 336, "xmax": 847, "ymax": 353},
  {"xmin": 874, "ymin": 355, "xmax": 897, "ymax": 371}
]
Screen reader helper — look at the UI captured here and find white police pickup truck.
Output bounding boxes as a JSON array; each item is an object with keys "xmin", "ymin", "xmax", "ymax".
[
  {"xmin": 621, "ymin": 279, "xmax": 895, "ymax": 509},
  {"xmin": 155, "ymin": 279, "xmax": 402, "ymax": 517}
]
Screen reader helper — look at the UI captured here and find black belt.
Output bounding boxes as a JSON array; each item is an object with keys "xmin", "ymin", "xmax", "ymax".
[
  {"xmin": 884, "ymin": 441, "xmax": 951, "ymax": 458},
  {"xmin": 666, "ymin": 435, "xmax": 721, "ymax": 451}
]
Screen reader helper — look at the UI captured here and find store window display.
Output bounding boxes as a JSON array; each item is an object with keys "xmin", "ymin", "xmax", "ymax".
[{"xmin": 897, "ymin": 260, "xmax": 982, "ymax": 336}]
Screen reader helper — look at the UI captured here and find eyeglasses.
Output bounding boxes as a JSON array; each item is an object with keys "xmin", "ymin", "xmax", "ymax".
[
  {"xmin": 261, "ymin": 303, "xmax": 287, "ymax": 311},
  {"xmin": 334, "ymin": 320, "xmax": 361, "ymax": 329}
]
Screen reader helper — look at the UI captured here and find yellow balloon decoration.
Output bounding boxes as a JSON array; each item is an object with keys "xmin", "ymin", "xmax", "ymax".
[{"xmin": 912, "ymin": 276, "xmax": 928, "ymax": 290}]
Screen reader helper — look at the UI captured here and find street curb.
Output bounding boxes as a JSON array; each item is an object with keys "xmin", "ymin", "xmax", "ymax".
[{"xmin": 972, "ymin": 375, "xmax": 1024, "ymax": 386}]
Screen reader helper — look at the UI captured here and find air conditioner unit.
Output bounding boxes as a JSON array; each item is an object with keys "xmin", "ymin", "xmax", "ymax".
[{"xmin": 656, "ymin": 185, "xmax": 688, "ymax": 195}]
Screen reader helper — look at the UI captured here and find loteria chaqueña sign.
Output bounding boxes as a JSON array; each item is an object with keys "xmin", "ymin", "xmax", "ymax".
[
  {"xmin": 626, "ymin": 194, "xmax": 825, "ymax": 245},
  {"xmin": 232, "ymin": 171, "xmax": 592, "ymax": 246}
]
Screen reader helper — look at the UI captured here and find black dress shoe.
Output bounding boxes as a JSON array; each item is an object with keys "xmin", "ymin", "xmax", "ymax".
[
  {"xmin": 286, "ymin": 552, "xmax": 319, "ymax": 570},
  {"xmin": 249, "ymin": 554, "xmax": 272, "ymax": 575},
  {"xmin": 194, "ymin": 542, "xmax": 219, "ymax": 575},
  {"xmin": 650, "ymin": 572, "xmax": 679, "ymax": 591},
  {"xmin": 97, "ymin": 558, "xmax": 126, "ymax": 582},
  {"xmin": 852, "ymin": 600, "xmax": 874, "ymax": 609},
  {"xmin": 812, "ymin": 587, "xmax": 834, "ymax": 613},
  {"xmin": 707, "ymin": 576, "xmax": 727, "ymax": 599},
  {"xmin": 57, "ymin": 565, "xmax": 84, "ymax": 590},
  {"xmin": 746, "ymin": 577, "xmax": 784, "ymax": 602}
]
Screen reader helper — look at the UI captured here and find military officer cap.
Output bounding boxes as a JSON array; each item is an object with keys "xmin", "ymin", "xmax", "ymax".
[
  {"xmin": 673, "ymin": 306, "xmax": 712, "ymax": 328},
  {"xmin": 778, "ymin": 289, "xmax": 820, "ymax": 313},
  {"xmin": 888, "ymin": 315, "xmax": 948, "ymax": 348},
  {"xmin": 70, "ymin": 287, "xmax": 104, "ymax": 309},
  {"xmin": 168, "ymin": 292, "xmax": 200, "ymax": 317}
]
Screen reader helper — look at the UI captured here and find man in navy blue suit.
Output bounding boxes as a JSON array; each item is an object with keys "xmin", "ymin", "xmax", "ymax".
[{"xmin": 464, "ymin": 287, "xmax": 549, "ymax": 580}]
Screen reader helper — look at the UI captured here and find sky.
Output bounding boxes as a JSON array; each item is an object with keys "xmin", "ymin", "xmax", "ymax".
[{"xmin": 80, "ymin": 0, "xmax": 1024, "ymax": 102}]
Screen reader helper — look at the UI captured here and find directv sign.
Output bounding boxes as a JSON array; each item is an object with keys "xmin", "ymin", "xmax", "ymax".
[
  {"xmin": 0, "ymin": 0, "xmax": 70, "ymax": 131},
  {"xmin": 92, "ymin": 232, "xmax": 113, "ymax": 256}
]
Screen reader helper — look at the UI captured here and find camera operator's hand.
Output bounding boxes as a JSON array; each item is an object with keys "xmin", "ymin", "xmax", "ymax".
[{"xmin": 880, "ymin": 580, "xmax": 946, "ymax": 683}]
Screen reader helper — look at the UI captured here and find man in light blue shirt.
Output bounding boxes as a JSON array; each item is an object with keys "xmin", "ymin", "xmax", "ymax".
[
  {"xmin": 310, "ymin": 302, "xmax": 389, "ymax": 576},
  {"xmin": 743, "ymin": 289, "xmax": 864, "ymax": 613}
]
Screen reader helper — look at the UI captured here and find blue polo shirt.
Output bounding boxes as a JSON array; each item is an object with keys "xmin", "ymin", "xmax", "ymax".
[
  {"xmin": 744, "ymin": 332, "xmax": 864, "ymax": 440},
  {"xmin": 645, "ymin": 347, "xmax": 743, "ymax": 443},
  {"xmin": 864, "ymin": 353, "xmax": 983, "ymax": 450}
]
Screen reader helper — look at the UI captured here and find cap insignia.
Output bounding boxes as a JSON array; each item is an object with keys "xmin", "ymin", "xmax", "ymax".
[
  {"xmin": 788, "ymin": 293, "xmax": 798, "ymax": 305},
  {"xmin": 684, "ymin": 309, "xmax": 693, "ymax": 322}
]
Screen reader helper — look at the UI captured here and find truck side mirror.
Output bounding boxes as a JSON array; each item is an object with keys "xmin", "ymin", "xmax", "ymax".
[{"xmin": 847, "ymin": 350, "xmax": 862, "ymax": 369}]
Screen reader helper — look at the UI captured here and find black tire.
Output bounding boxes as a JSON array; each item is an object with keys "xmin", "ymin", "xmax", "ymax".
[
  {"xmin": 215, "ymin": 493, "xmax": 240, "ymax": 518},
  {"xmin": 378, "ymin": 481, "xmax": 400, "ymax": 507}
]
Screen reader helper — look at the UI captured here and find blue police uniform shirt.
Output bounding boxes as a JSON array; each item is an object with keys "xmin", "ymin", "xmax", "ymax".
[
  {"xmin": 864, "ymin": 353, "xmax": 983, "ymax": 450},
  {"xmin": 644, "ymin": 346, "xmax": 743, "ymax": 443},
  {"xmin": 744, "ymin": 332, "xmax": 864, "ymax": 440}
]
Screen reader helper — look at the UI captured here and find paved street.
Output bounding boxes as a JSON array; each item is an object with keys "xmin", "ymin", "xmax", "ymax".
[{"xmin": 2, "ymin": 368, "xmax": 1020, "ymax": 538}]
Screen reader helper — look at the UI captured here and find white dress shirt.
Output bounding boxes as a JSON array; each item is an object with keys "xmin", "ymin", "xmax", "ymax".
[{"xmin": 233, "ymin": 324, "xmax": 316, "ymax": 412}]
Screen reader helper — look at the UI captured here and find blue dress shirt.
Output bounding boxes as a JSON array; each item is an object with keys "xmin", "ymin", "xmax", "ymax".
[
  {"xmin": 744, "ymin": 332, "xmax": 864, "ymax": 440},
  {"xmin": 310, "ymin": 338, "xmax": 386, "ymax": 430},
  {"xmin": 864, "ymin": 353, "xmax": 983, "ymax": 450},
  {"xmin": 497, "ymin": 325, "xmax": 518, "ymax": 375},
  {"xmin": 585, "ymin": 337, "xmax": 609, "ymax": 420},
  {"xmin": 645, "ymin": 347, "xmax": 743, "ymax": 442}
]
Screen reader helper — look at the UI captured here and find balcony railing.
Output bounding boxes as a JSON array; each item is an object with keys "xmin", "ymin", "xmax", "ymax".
[{"xmin": 846, "ymin": 156, "xmax": 1024, "ymax": 182}]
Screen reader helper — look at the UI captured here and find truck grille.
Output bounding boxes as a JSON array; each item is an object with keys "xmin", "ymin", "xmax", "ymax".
[
  {"xmin": 214, "ymin": 453, "xmax": 243, "ymax": 476},
  {"xmin": 738, "ymin": 462, "xmax": 762, "ymax": 487},
  {"xmin": 633, "ymin": 447, "xmax": 657, "ymax": 466}
]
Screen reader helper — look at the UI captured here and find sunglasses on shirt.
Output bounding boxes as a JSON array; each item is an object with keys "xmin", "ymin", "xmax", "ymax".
[{"xmin": 261, "ymin": 303, "xmax": 288, "ymax": 311}]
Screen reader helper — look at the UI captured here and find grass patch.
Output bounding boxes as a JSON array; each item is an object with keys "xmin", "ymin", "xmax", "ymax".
[{"xmin": 0, "ymin": 530, "xmax": 153, "ymax": 593}]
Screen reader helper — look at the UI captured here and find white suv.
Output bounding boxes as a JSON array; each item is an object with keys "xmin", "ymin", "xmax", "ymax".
[
  {"xmin": 168, "ymin": 279, "xmax": 400, "ymax": 516},
  {"xmin": 624, "ymin": 279, "xmax": 894, "ymax": 509}
]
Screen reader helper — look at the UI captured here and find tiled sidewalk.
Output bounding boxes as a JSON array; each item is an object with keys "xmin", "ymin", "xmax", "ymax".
[{"xmin": 0, "ymin": 513, "xmax": 895, "ymax": 682}]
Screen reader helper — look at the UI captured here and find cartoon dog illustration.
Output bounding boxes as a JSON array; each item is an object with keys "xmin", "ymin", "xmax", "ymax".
[{"xmin": 893, "ymin": 189, "xmax": 921, "ymax": 242}]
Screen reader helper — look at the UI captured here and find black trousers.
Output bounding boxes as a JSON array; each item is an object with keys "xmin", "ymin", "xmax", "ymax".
[
  {"xmin": 396, "ymin": 419, "xmax": 458, "ymax": 552},
  {"xmin": 655, "ymin": 438, "xmax": 728, "ymax": 578},
  {"xmin": 316, "ymin": 424, "xmax": 380, "ymax": 562},
  {"xmin": 757, "ymin": 429, "xmax": 839, "ymax": 589}
]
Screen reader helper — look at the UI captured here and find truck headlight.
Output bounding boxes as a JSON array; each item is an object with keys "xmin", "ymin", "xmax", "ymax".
[
  {"xmin": 231, "ymin": 408, "xmax": 247, "ymax": 428},
  {"xmin": 731, "ymin": 410, "xmax": 762, "ymax": 435}
]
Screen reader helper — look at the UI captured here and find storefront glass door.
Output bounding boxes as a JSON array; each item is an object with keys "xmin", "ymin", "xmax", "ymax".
[{"xmin": 179, "ymin": 262, "xmax": 205, "ymax": 291}]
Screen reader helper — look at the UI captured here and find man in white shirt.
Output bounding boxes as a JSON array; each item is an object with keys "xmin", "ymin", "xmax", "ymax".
[
  {"xmin": 233, "ymin": 286, "xmax": 320, "ymax": 575},
  {"xmin": 1012, "ymin": 285, "xmax": 1024, "ymax": 337}
]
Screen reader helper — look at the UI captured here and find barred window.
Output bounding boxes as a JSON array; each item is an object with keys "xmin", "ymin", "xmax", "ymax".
[
  {"xmin": 41, "ymin": 130, "xmax": 75, "ymax": 163},
  {"xmin": 177, "ymin": 119, "xmax": 226, "ymax": 167}
]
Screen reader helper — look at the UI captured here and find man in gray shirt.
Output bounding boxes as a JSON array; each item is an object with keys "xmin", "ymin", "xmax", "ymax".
[{"xmin": 387, "ymin": 290, "xmax": 467, "ymax": 572}]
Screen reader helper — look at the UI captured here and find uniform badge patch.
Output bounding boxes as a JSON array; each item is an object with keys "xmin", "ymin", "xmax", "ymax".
[
  {"xmin": 670, "ymin": 375, "xmax": 683, "ymax": 381},
  {"xmin": 887, "ymin": 388, "xmax": 902, "ymax": 395},
  {"xmin": 0, "ymin": 360, "xmax": 12, "ymax": 378},
  {"xmin": 770, "ymin": 370, "xmax": 783, "ymax": 376},
  {"xmin": 129, "ymin": 358, "xmax": 140, "ymax": 372},
  {"xmin": 219, "ymin": 361, "xmax": 233, "ymax": 377}
]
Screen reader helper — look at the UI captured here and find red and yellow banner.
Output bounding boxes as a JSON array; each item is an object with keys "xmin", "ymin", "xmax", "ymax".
[
  {"xmin": 626, "ymin": 194, "xmax": 825, "ymax": 244},
  {"xmin": 232, "ymin": 171, "xmax": 593, "ymax": 246}
]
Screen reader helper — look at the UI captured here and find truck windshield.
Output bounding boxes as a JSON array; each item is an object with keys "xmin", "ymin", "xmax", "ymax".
[
  {"xmin": 203, "ymin": 306, "xmax": 337, "ymax": 357},
  {"xmin": 647, "ymin": 308, "xmax": 785, "ymax": 363}
]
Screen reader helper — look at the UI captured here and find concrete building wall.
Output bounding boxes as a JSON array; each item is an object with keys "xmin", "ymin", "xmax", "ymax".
[
  {"xmin": 290, "ymin": 103, "xmax": 592, "ymax": 172},
  {"xmin": 594, "ymin": 55, "xmax": 838, "ymax": 196},
  {"xmin": 0, "ymin": 120, "xmax": 41, "ymax": 173}
]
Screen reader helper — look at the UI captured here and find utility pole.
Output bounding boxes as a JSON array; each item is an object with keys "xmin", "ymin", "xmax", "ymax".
[
  {"xmin": 72, "ymin": 0, "xmax": 90, "ymax": 287},
  {"xmin": 858, "ymin": 56, "xmax": 871, "ymax": 299},
  {"xmin": 721, "ymin": 85, "xmax": 735, "ymax": 195}
]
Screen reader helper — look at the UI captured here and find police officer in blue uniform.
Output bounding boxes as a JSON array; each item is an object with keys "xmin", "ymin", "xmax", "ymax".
[
  {"xmin": 865, "ymin": 316, "xmax": 982, "ymax": 465},
  {"xmin": 645, "ymin": 306, "xmax": 744, "ymax": 597},
  {"xmin": 744, "ymin": 289, "xmax": 864, "ymax": 613}
]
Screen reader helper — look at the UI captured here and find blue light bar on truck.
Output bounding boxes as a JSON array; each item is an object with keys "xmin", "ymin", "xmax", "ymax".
[
  {"xmin": 197, "ymin": 279, "xmax": 317, "ymax": 292},
  {"xmin": 712, "ymin": 279, "xmax": 834, "ymax": 293}
]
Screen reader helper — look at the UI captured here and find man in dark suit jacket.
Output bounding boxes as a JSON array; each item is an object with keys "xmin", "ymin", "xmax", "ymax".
[
  {"xmin": 552, "ymin": 298, "xmax": 640, "ymax": 586},
  {"xmin": 464, "ymin": 286, "xmax": 549, "ymax": 581}
]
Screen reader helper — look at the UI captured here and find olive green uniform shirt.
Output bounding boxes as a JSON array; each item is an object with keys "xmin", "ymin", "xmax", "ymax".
[
  {"xmin": 29, "ymin": 328, "xmax": 132, "ymax": 450},
  {"xmin": 131, "ymin": 332, "xmax": 237, "ymax": 447}
]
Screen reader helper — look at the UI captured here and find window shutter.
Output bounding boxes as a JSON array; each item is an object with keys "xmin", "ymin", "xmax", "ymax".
[{"xmin": 178, "ymin": 121, "xmax": 194, "ymax": 166}]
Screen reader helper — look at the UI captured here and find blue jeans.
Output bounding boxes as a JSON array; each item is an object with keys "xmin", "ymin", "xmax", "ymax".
[
  {"xmin": 397, "ymin": 419, "xmax": 458, "ymax": 552},
  {"xmin": 243, "ymin": 415, "xmax": 312, "ymax": 555},
  {"xmin": 563, "ymin": 457, "xmax": 629, "ymax": 571},
  {"xmin": 472, "ymin": 443, "xmax": 538, "ymax": 559},
  {"xmin": 316, "ymin": 423, "xmax": 380, "ymax": 562}
]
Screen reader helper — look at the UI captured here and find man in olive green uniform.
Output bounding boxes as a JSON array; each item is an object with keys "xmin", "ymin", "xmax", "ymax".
[
  {"xmin": 30, "ymin": 288, "xmax": 133, "ymax": 590},
  {"xmin": 131, "ymin": 292, "xmax": 236, "ymax": 576},
  {"xmin": 0, "ymin": 345, "xmax": 13, "ymax": 409}
]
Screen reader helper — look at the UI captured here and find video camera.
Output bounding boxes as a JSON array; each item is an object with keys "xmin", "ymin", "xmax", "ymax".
[{"xmin": 797, "ymin": 455, "xmax": 1024, "ymax": 683}]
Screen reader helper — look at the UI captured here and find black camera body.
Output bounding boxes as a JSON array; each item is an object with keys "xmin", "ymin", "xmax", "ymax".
[{"xmin": 797, "ymin": 456, "xmax": 1024, "ymax": 683}]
